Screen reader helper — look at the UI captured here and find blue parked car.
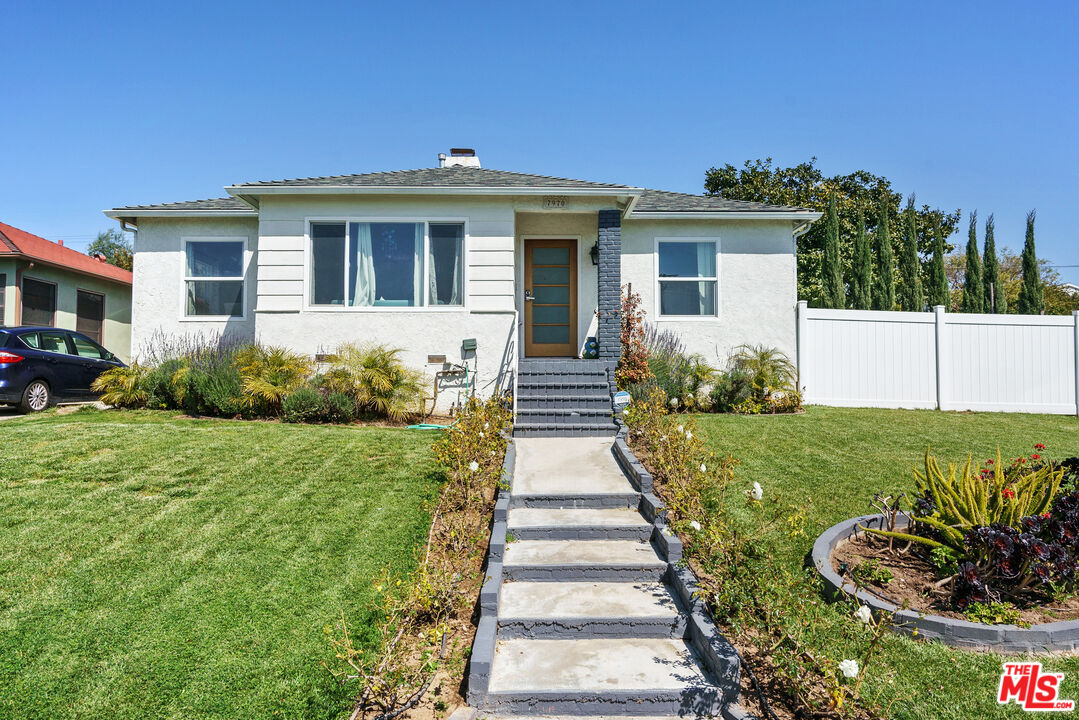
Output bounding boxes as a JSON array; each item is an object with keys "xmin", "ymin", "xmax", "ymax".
[{"xmin": 0, "ymin": 327, "xmax": 125, "ymax": 412}]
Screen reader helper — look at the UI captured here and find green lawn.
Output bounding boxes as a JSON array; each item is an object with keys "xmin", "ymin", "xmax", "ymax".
[
  {"xmin": 0, "ymin": 408, "xmax": 440, "ymax": 720},
  {"xmin": 694, "ymin": 406, "xmax": 1079, "ymax": 720}
]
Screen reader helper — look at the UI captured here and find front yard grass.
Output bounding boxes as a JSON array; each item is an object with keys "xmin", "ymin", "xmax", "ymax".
[
  {"xmin": 694, "ymin": 406, "xmax": 1079, "ymax": 720},
  {"xmin": 0, "ymin": 408, "xmax": 440, "ymax": 720}
]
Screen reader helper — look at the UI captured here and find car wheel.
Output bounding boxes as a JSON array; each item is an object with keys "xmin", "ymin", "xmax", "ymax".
[{"xmin": 18, "ymin": 380, "xmax": 51, "ymax": 413}]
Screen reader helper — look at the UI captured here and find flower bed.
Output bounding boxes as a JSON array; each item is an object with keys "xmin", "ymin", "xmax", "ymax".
[{"xmin": 813, "ymin": 447, "xmax": 1079, "ymax": 651}]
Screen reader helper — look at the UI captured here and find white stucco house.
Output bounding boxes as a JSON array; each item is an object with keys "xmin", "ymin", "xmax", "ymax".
[{"xmin": 105, "ymin": 150, "xmax": 819, "ymax": 416}]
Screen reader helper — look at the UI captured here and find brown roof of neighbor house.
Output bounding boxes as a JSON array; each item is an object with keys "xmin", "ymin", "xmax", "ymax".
[{"xmin": 0, "ymin": 221, "xmax": 133, "ymax": 285}]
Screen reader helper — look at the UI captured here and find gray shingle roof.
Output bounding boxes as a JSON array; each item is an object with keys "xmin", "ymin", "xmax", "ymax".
[
  {"xmin": 112, "ymin": 197, "xmax": 254, "ymax": 212},
  {"xmin": 233, "ymin": 166, "xmax": 635, "ymax": 190},
  {"xmin": 635, "ymin": 189, "xmax": 812, "ymax": 214}
]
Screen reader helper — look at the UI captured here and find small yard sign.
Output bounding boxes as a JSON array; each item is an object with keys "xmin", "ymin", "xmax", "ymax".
[{"xmin": 613, "ymin": 391, "xmax": 631, "ymax": 407}]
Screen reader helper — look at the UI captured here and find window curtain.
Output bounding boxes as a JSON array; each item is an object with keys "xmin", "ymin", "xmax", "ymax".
[
  {"xmin": 697, "ymin": 242, "xmax": 715, "ymax": 314},
  {"xmin": 413, "ymin": 224, "xmax": 424, "ymax": 306},
  {"xmin": 428, "ymin": 231, "xmax": 462, "ymax": 306},
  {"xmin": 351, "ymin": 223, "xmax": 376, "ymax": 306}
]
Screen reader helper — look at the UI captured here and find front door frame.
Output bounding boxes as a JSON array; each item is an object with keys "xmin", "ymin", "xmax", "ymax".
[{"xmin": 522, "ymin": 236, "xmax": 580, "ymax": 357}]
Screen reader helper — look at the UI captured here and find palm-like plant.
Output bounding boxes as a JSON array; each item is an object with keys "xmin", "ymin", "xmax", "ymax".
[
  {"xmin": 325, "ymin": 344, "xmax": 427, "ymax": 422},
  {"xmin": 91, "ymin": 364, "xmax": 149, "ymax": 408},
  {"xmin": 727, "ymin": 344, "xmax": 797, "ymax": 402},
  {"xmin": 235, "ymin": 344, "xmax": 312, "ymax": 413}
]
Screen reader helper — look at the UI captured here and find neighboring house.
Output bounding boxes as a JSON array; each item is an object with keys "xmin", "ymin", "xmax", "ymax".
[
  {"xmin": 105, "ymin": 150, "xmax": 819, "ymax": 411},
  {"xmin": 0, "ymin": 221, "xmax": 132, "ymax": 361}
]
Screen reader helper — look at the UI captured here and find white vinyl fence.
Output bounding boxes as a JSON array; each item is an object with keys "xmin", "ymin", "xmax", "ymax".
[{"xmin": 796, "ymin": 301, "xmax": 1079, "ymax": 415}]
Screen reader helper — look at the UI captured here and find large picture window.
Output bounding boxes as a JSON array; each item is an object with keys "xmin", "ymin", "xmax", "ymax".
[
  {"xmin": 21, "ymin": 276, "xmax": 57, "ymax": 327},
  {"xmin": 309, "ymin": 221, "xmax": 464, "ymax": 308},
  {"xmin": 184, "ymin": 239, "xmax": 245, "ymax": 317},
  {"xmin": 656, "ymin": 239, "xmax": 718, "ymax": 317}
]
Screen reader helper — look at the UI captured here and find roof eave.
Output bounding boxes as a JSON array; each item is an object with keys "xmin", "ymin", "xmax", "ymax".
[
  {"xmin": 628, "ymin": 210, "xmax": 824, "ymax": 221},
  {"xmin": 103, "ymin": 209, "xmax": 258, "ymax": 221},
  {"xmin": 0, "ymin": 251, "xmax": 133, "ymax": 286}
]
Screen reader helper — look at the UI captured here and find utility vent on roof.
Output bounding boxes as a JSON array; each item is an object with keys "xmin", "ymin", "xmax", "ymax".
[{"xmin": 438, "ymin": 148, "xmax": 480, "ymax": 168}]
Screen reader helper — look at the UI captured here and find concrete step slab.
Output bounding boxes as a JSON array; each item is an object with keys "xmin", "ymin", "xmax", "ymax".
[
  {"xmin": 512, "ymin": 438, "xmax": 636, "ymax": 496},
  {"xmin": 503, "ymin": 540, "xmax": 665, "ymax": 581},
  {"xmin": 484, "ymin": 638, "xmax": 724, "ymax": 715},
  {"xmin": 498, "ymin": 580, "xmax": 684, "ymax": 637}
]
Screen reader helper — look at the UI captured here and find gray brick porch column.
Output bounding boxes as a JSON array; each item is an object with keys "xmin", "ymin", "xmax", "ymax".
[{"xmin": 597, "ymin": 209, "xmax": 622, "ymax": 362}]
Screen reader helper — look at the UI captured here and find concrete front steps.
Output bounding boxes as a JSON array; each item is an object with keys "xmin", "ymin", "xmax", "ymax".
[
  {"xmin": 471, "ymin": 437, "xmax": 740, "ymax": 718},
  {"xmin": 514, "ymin": 359, "xmax": 618, "ymax": 437}
]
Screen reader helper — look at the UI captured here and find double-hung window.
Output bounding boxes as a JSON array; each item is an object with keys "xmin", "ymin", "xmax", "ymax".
[
  {"xmin": 184, "ymin": 239, "xmax": 245, "ymax": 317},
  {"xmin": 656, "ymin": 238, "xmax": 718, "ymax": 317},
  {"xmin": 309, "ymin": 221, "xmax": 464, "ymax": 308}
]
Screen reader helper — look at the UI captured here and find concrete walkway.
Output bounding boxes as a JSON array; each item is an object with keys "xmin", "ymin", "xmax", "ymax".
[{"xmin": 474, "ymin": 437, "xmax": 738, "ymax": 718}]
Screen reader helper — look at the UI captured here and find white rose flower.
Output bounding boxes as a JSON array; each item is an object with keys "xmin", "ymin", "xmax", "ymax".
[
  {"xmin": 478, "ymin": 431, "xmax": 485, "ymax": 438},
  {"xmin": 468, "ymin": 461, "xmax": 479, "ymax": 472},
  {"xmin": 700, "ymin": 463, "xmax": 707, "ymax": 473},
  {"xmin": 685, "ymin": 431, "xmax": 693, "ymax": 440},
  {"xmin": 484, "ymin": 422, "xmax": 489, "ymax": 429},
  {"xmin": 854, "ymin": 605, "xmax": 872, "ymax": 625},
  {"xmin": 689, "ymin": 520, "xmax": 702, "ymax": 531},
  {"xmin": 670, "ymin": 398, "xmax": 679, "ymax": 406},
  {"xmin": 839, "ymin": 659, "xmax": 859, "ymax": 679},
  {"xmin": 678, "ymin": 425, "xmax": 684, "ymax": 433},
  {"xmin": 750, "ymin": 482, "xmax": 763, "ymax": 501}
]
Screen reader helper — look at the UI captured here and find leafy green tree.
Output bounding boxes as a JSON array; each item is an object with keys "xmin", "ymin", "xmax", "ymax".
[
  {"xmin": 820, "ymin": 194, "xmax": 844, "ymax": 308},
  {"xmin": 1017, "ymin": 210, "xmax": 1045, "ymax": 315},
  {"xmin": 898, "ymin": 195, "xmax": 924, "ymax": 311},
  {"xmin": 961, "ymin": 212, "xmax": 983, "ymax": 313},
  {"xmin": 927, "ymin": 221, "xmax": 950, "ymax": 308},
  {"xmin": 704, "ymin": 158, "xmax": 960, "ymax": 300},
  {"xmin": 850, "ymin": 210, "xmax": 872, "ymax": 310},
  {"xmin": 981, "ymin": 214, "xmax": 1006, "ymax": 313},
  {"xmin": 87, "ymin": 229, "xmax": 133, "ymax": 271},
  {"xmin": 871, "ymin": 197, "xmax": 895, "ymax": 310}
]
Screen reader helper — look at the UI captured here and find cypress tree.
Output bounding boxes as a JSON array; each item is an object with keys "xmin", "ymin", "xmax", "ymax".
[
  {"xmin": 871, "ymin": 197, "xmax": 895, "ymax": 310},
  {"xmin": 820, "ymin": 193, "xmax": 844, "ymax": 308},
  {"xmin": 898, "ymin": 195, "xmax": 924, "ymax": 311},
  {"xmin": 927, "ymin": 220, "xmax": 949, "ymax": 308},
  {"xmin": 982, "ymin": 214, "xmax": 1006, "ymax": 313},
  {"xmin": 1017, "ymin": 210, "xmax": 1045, "ymax": 315},
  {"xmin": 851, "ymin": 210, "xmax": 872, "ymax": 310},
  {"xmin": 961, "ymin": 211, "xmax": 983, "ymax": 313}
]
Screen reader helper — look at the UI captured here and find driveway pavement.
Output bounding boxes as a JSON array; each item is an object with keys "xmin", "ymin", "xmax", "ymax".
[{"xmin": 0, "ymin": 407, "xmax": 21, "ymax": 421}]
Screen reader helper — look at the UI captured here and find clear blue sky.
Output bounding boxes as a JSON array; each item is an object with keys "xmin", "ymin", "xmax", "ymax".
[{"xmin": 3, "ymin": 1, "xmax": 1077, "ymax": 281}]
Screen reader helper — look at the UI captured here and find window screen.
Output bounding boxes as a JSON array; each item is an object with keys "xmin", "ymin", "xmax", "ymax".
[{"xmin": 21, "ymin": 277, "xmax": 56, "ymax": 327}]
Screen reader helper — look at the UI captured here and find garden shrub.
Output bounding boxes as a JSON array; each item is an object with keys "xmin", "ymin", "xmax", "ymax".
[
  {"xmin": 323, "ymin": 392, "xmax": 357, "ymax": 424},
  {"xmin": 710, "ymin": 344, "xmax": 801, "ymax": 414},
  {"xmin": 323, "ymin": 343, "xmax": 426, "ymax": 422},
  {"xmin": 91, "ymin": 364, "xmax": 149, "ymax": 408},
  {"xmin": 281, "ymin": 387, "xmax": 325, "ymax": 424},
  {"xmin": 642, "ymin": 324, "xmax": 715, "ymax": 411},
  {"xmin": 142, "ymin": 357, "xmax": 188, "ymax": 409},
  {"xmin": 179, "ymin": 342, "xmax": 246, "ymax": 417},
  {"xmin": 616, "ymin": 285, "xmax": 653, "ymax": 388}
]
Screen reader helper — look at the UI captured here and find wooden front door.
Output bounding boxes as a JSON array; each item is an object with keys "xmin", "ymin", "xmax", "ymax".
[{"xmin": 524, "ymin": 239, "xmax": 577, "ymax": 357}]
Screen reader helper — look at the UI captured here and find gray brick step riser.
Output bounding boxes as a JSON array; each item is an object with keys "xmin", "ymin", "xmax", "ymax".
[
  {"xmin": 478, "ymin": 689, "xmax": 725, "ymax": 716},
  {"xmin": 518, "ymin": 371, "xmax": 608, "ymax": 381},
  {"xmin": 516, "ymin": 386, "xmax": 611, "ymax": 397},
  {"xmin": 496, "ymin": 615, "xmax": 687, "ymax": 639},
  {"xmin": 515, "ymin": 414, "xmax": 615, "ymax": 426},
  {"xmin": 508, "ymin": 525, "xmax": 652, "ymax": 541},
  {"xmin": 516, "ymin": 397, "xmax": 613, "ymax": 410},
  {"xmin": 501, "ymin": 566, "xmax": 666, "ymax": 582},
  {"xmin": 513, "ymin": 428, "xmax": 618, "ymax": 438},
  {"xmin": 509, "ymin": 494, "xmax": 640, "ymax": 509}
]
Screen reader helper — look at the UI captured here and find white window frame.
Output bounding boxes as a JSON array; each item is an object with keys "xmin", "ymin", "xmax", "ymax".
[
  {"xmin": 303, "ymin": 217, "xmax": 469, "ymax": 312},
  {"xmin": 180, "ymin": 237, "xmax": 249, "ymax": 321},
  {"xmin": 654, "ymin": 237, "xmax": 721, "ymax": 320}
]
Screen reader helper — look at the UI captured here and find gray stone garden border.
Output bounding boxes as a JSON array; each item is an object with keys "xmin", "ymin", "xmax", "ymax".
[{"xmin": 813, "ymin": 514, "xmax": 1079, "ymax": 652}]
